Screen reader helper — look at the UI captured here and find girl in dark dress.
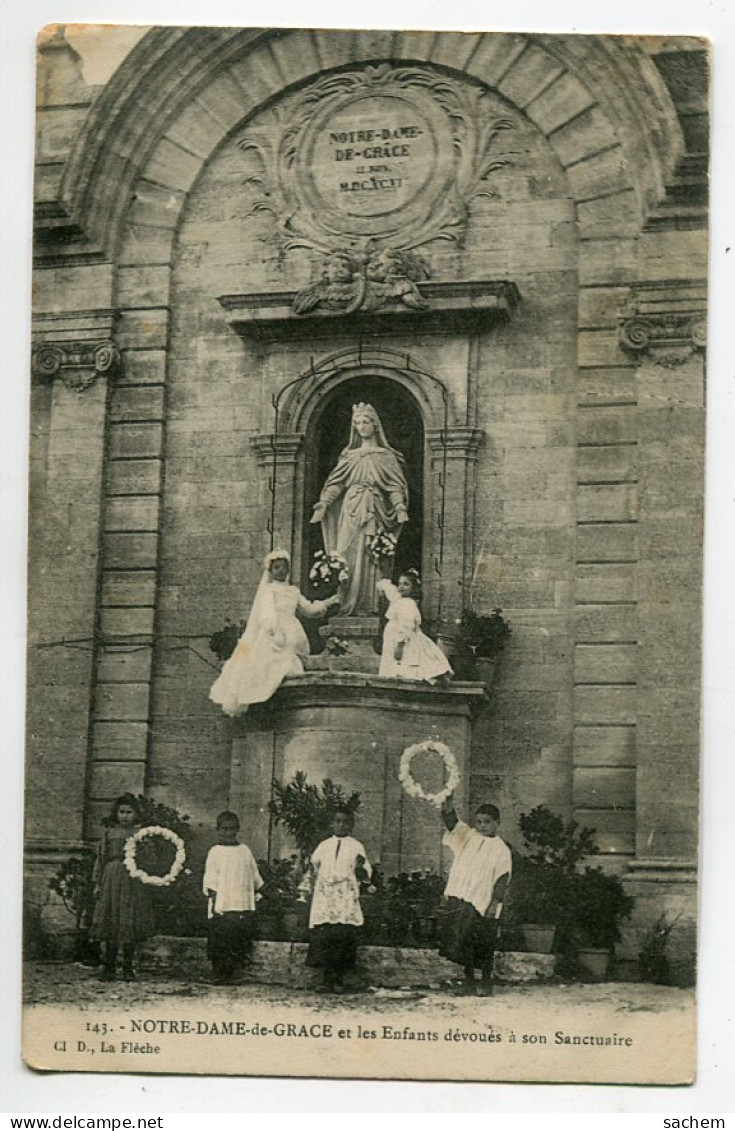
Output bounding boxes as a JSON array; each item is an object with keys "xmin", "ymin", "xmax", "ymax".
[{"xmin": 91, "ymin": 794, "xmax": 156, "ymax": 981}]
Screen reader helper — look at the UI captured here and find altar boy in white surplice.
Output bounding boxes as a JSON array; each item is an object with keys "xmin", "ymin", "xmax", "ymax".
[
  {"xmin": 306, "ymin": 808, "xmax": 371, "ymax": 993},
  {"xmin": 438, "ymin": 796, "xmax": 512, "ymax": 997},
  {"xmin": 203, "ymin": 811, "xmax": 263, "ymax": 984}
]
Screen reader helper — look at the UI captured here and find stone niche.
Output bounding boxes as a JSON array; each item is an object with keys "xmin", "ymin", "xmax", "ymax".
[{"xmin": 230, "ymin": 674, "xmax": 485, "ymax": 874}]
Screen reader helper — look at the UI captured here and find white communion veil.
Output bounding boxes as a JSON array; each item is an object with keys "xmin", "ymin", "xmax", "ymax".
[{"xmin": 236, "ymin": 549, "xmax": 290, "ymax": 654}]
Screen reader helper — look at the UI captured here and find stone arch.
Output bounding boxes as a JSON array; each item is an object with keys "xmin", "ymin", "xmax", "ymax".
[
  {"xmin": 61, "ymin": 27, "xmax": 683, "ymax": 264},
  {"xmin": 276, "ymin": 345, "xmax": 451, "ymax": 435}
]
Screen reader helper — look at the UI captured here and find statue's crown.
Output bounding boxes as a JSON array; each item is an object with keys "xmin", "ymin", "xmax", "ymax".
[{"xmin": 352, "ymin": 402, "xmax": 376, "ymax": 419}]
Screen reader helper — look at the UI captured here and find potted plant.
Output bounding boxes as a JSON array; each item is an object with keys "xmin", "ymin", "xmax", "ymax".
[
  {"xmin": 454, "ymin": 607, "xmax": 511, "ymax": 683},
  {"xmin": 506, "ymin": 857, "xmax": 564, "ymax": 954},
  {"xmin": 570, "ymin": 866, "xmax": 633, "ymax": 980},
  {"xmin": 513, "ymin": 805, "xmax": 628, "ymax": 963},
  {"xmin": 48, "ymin": 851, "xmax": 99, "ymax": 964}
]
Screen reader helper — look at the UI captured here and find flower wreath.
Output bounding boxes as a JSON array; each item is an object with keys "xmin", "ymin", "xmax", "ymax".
[
  {"xmin": 123, "ymin": 825, "xmax": 186, "ymax": 887},
  {"xmin": 398, "ymin": 740, "xmax": 461, "ymax": 809}
]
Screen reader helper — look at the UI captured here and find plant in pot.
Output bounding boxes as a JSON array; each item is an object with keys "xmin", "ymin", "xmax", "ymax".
[
  {"xmin": 454, "ymin": 607, "xmax": 511, "ymax": 683},
  {"xmin": 257, "ymin": 856, "xmax": 301, "ymax": 941},
  {"xmin": 569, "ymin": 866, "xmax": 634, "ymax": 980},
  {"xmin": 513, "ymin": 805, "xmax": 634, "ymax": 977},
  {"xmin": 513, "ymin": 806, "xmax": 598, "ymax": 956},
  {"xmin": 48, "ymin": 851, "xmax": 99, "ymax": 964}
]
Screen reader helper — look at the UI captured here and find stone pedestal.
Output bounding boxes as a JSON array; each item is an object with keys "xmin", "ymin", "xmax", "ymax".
[
  {"xmin": 230, "ymin": 673, "xmax": 485, "ymax": 874},
  {"xmin": 318, "ymin": 615, "xmax": 381, "ymax": 673}
]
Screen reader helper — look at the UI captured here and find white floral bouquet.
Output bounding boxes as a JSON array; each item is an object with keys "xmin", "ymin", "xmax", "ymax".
[
  {"xmin": 366, "ymin": 529, "xmax": 398, "ymax": 563},
  {"xmin": 310, "ymin": 550, "xmax": 349, "ymax": 589}
]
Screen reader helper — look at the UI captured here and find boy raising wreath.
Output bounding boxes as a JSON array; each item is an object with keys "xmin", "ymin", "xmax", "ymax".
[{"xmin": 439, "ymin": 795, "xmax": 512, "ymax": 996}]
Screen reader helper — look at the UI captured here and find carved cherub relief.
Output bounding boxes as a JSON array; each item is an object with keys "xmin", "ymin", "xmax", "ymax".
[{"xmin": 292, "ymin": 246, "xmax": 429, "ymax": 316}]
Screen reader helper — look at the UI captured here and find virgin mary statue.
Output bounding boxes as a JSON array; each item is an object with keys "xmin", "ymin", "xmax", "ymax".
[{"xmin": 311, "ymin": 402, "xmax": 409, "ymax": 616}]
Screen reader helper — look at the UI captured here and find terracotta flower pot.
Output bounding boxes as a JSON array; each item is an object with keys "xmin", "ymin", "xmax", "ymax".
[
  {"xmin": 475, "ymin": 656, "xmax": 499, "ymax": 689},
  {"xmin": 576, "ymin": 947, "xmax": 611, "ymax": 981},
  {"xmin": 521, "ymin": 923, "xmax": 556, "ymax": 954}
]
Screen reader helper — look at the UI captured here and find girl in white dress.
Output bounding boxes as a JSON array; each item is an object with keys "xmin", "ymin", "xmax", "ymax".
[
  {"xmin": 209, "ymin": 549, "xmax": 339, "ymax": 716},
  {"xmin": 307, "ymin": 809, "xmax": 371, "ymax": 993},
  {"xmin": 377, "ymin": 570, "xmax": 453, "ymax": 683}
]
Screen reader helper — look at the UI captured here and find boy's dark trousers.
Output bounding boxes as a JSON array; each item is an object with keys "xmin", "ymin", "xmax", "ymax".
[
  {"xmin": 208, "ymin": 911, "xmax": 255, "ymax": 981},
  {"xmin": 438, "ymin": 897, "xmax": 500, "ymax": 988}
]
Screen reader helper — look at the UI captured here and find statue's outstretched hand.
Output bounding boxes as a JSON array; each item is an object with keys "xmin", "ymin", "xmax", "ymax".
[
  {"xmin": 396, "ymin": 507, "xmax": 409, "ymax": 525},
  {"xmin": 311, "ymin": 503, "xmax": 327, "ymax": 524}
]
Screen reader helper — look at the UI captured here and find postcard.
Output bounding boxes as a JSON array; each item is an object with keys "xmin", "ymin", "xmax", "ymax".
[{"xmin": 23, "ymin": 24, "xmax": 706, "ymax": 1083}]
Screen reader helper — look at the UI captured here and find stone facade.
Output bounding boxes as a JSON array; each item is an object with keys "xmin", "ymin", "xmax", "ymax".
[{"xmin": 27, "ymin": 27, "xmax": 707, "ymax": 968}]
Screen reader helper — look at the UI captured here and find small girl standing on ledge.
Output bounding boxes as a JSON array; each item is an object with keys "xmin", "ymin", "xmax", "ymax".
[
  {"xmin": 377, "ymin": 571, "xmax": 453, "ymax": 683},
  {"xmin": 91, "ymin": 793, "xmax": 155, "ymax": 981}
]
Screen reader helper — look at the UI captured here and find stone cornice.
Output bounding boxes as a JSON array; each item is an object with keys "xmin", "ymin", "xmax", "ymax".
[
  {"xmin": 220, "ymin": 281, "xmax": 520, "ymax": 343},
  {"xmin": 251, "ymin": 433, "xmax": 305, "ymax": 466},
  {"xmin": 619, "ymin": 279, "xmax": 707, "ymax": 368},
  {"xmin": 427, "ymin": 426, "xmax": 485, "ymax": 458}
]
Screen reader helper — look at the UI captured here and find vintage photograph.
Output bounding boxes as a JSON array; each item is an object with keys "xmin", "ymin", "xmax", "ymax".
[{"xmin": 23, "ymin": 25, "xmax": 707, "ymax": 1083}]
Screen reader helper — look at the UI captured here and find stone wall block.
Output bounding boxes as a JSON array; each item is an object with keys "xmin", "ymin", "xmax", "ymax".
[
  {"xmin": 110, "ymin": 385, "xmax": 165, "ymax": 422},
  {"xmin": 574, "ymin": 643, "xmax": 637, "ymax": 684},
  {"xmin": 577, "ymin": 444, "xmax": 638, "ymax": 485},
  {"xmin": 108, "ymin": 423, "xmax": 164, "ymax": 460},
  {"xmin": 105, "ymin": 496, "xmax": 161, "ymax": 532},
  {"xmin": 573, "ymin": 766, "xmax": 636, "ymax": 809},
  {"xmin": 94, "ymin": 682, "xmax": 151, "ymax": 721},
  {"xmin": 497, "ymin": 43, "xmax": 564, "ymax": 108},
  {"xmin": 573, "ymin": 724, "xmax": 636, "ymax": 766},
  {"xmin": 525, "ymin": 71, "xmax": 595, "ymax": 135},
  {"xmin": 550, "ymin": 106, "xmax": 619, "ymax": 168},
  {"xmin": 577, "ymin": 370, "xmax": 637, "ymax": 408},
  {"xmin": 572, "ymin": 807, "xmax": 635, "ymax": 855},
  {"xmin": 574, "ymin": 520, "xmax": 633, "ymax": 565},
  {"xmin": 92, "ymin": 721, "xmax": 149, "ymax": 760},
  {"xmin": 32, "ymin": 263, "xmax": 114, "ymax": 314},
  {"xmin": 578, "ymin": 239, "xmax": 638, "ymax": 286},
  {"xmin": 116, "ymin": 265, "xmax": 172, "ymax": 310},
  {"xmin": 577, "ymin": 406, "xmax": 636, "ymax": 445},
  {"xmin": 574, "ymin": 604, "xmax": 637, "ymax": 642},
  {"xmin": 143, "ymin": 138, "xmax": 203, "ymax": 193},
  {"xmin": 425, "ymin": 31, "xmax": 483, "ymax": 71},
  {"xmin": 266, "ymin": 29, "xmax": 322, "ymax": 85},
  {"xmin": 91, "ymin": 761, "xmax": 147, "ymax": 799},
  {"xmin": 578, "ymin": 483, "xmax": 638, "ymax": 522},
  {"xmin": 101, "ymin": 571, "xmax": 157, "ymax": 608},
  {"xmin": 126, "ymin": 182, "xmax": 182, "ymax": 232},
  {"xmin": 100, "ymin": 607, "xmax": 156, "ymax": 638},
  {"xmin": 575, "ymin": 565, "xmax": 636, "ymax": 604},
  {"xmin": 578, "ymin": 287, "xmax": 630, "ymax": 330},
  {"xmin": 226, "ymin": 47, "xmax": 289, "ymax": 109},
  {"xmin": 195, "ymin": 72, "xmax": 250, "ymax": 133},
  {"xmin": 117, "ymin": 309, "xmax": 169, "ymax": 351},
  {"xmin": 465, "ymin": 34, "xmax": 527, "ymax": 86},
  {"xmin": 106, "ymin": 458, "xmax": 162, "ymax": 496},
  {"xmin": 576, "ymin": 190, "xmax": 640, "ymax": 238},
  {"xmin": 566, "ymin": 147, "xmax": 630, "ymax": 202},
  {"xmin": 103, "ymin": 533, "xmax": 159, "ymax": 570},
  {"xmin": 578, "ymin": 329, "xmax": 631, "ymax": 368},
  {"xmin": 574, "ymin": 685, "xmax": 636, "ymax": 725},
  {"xmin": 96, "ymin": 648, "xmax": 153, "ymax": 685},
  {"xmin": 118, "ymin": 223, "xmax": 176, "ymax": 267},
  {"xmin": 118, "ymin": 350, "xmax": 168, "ymax": 386}
]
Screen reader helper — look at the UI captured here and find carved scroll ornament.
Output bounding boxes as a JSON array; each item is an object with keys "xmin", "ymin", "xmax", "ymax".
[{"xmin": 31, "ymin": 340, "xmax": 121, "ymax": 391}]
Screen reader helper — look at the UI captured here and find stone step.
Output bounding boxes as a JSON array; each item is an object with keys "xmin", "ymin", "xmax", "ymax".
[{"xmin": 140, "ymin": 937, "xmax": 556, "ymax": 988}]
